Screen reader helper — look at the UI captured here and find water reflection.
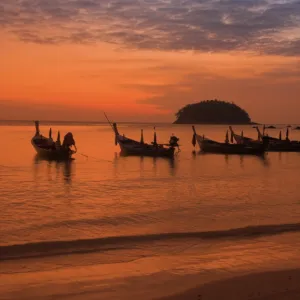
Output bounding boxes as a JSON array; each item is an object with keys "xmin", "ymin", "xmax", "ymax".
[
  {"xmin": 113, "ymin": 152, "xmax": 177, "ymax": 177},
  {"xmin": 239, "ymin": 155, "xmax": 244, "ymax": 169},
  {"xmin": 33, "ymin": 155, "xmax": 74, "ymax": 184},
  {"xmin": 140, "ymin": 156, "xmax": 145, "ymax": 177},
  {"xmin": 193, "ymin": 151, "xmax": 270, "ymax": 168},
  {"xmin": 192, "ymin": 150, "xmax": 197, "ymax": 159},
  {"xmin": 225, "ymin": 154, "xmax": 229, "ymax": 165},
  {"xmin": 258, "ymin": 154, "xmax": 271, "ymax": 168},
  {"xmin": 152, "ymin": 156, "xmax": 157, "ymax": 175},
  {"xmin": 168, "ymin": 157, "xmax": 176, "ymax": 171}
]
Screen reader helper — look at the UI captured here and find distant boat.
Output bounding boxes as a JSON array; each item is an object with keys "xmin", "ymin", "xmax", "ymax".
[
  {"xmin": 110, "ymin": 122, "xmax": 179, "ymax": 158},
  {"xmin": 192, "ymin": 126, "xmax": 267, "ymax": 155},
  {"xmin": 255, "ymin": 126, "xmax": 300, "ymax": 152},
  {"xmin": 31, "ymin": 121, "xmax": 77, "ymax": 159}
]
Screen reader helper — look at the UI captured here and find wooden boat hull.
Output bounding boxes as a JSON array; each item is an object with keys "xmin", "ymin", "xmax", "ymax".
[
  {"xmin": 267, "ymin": 141, "xmax": 300, "ymax": 152},
  {"xmin": 231, "ymin": 133, "xmax": 300, "ymax": 152},
  {"xmin": 254, "ymin": 126, "xmax": 300, "ymax": 152},
  {"xmin": 197, "ymin": 138, "xmax": 266, "ymax": 155},
  {"xmin": 118, "ymin": 141, "xmax": 175, "ymax": 158},
  {"xmin": 110, "ymin": 121, "xmax": 179, "ymax": 158},
  {"xmin": 31, "ymin": 139, "xmax": 74, "ymax": 160}
]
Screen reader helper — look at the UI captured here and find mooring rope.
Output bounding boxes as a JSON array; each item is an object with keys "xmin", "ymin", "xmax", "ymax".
[{"xmin": 77, "ymin": 152, "xmax": 113, "ymax": 163}]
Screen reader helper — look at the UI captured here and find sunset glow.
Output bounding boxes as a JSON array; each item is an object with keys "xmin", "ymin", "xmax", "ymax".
[{"xmin": 1, "ymin": 0, "xmax": 300, "ymax": 123}]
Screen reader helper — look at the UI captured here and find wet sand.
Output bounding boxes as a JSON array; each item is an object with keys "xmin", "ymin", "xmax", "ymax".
[{"xmin": 160, "ymin": 269, "xmax": 300, "ymax": 300}]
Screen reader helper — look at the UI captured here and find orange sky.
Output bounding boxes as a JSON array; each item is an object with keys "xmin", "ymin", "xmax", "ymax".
[{"xmin": 1, "ymin": 0, "xmax": 300, "ymax": 123}]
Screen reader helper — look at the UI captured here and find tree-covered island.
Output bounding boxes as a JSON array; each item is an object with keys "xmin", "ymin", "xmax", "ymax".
[{"xmin": 174, "ymin": 100, "xmax": 253, "ymax": 124}]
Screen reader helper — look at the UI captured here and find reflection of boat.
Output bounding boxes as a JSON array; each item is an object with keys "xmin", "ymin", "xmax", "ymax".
[
  {"xmin": 33, "ymin": 155, "xmax": 74, "ymax": 184},
  {"xmin": 192, "ymin": 126, "xmax": 267, "ymax": 155},
  {"xmin": 31, "ymin": 121, "xmax": 77, "ymax": 160},
  {"xmin": 107, "ymin": 116, "xmax": 179, "ymax": 158}
]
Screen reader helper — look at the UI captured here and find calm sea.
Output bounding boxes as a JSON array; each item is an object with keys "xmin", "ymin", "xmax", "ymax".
[{"xmin": 1, "ymin": 122, "xmax": 300, "ymax": 299}]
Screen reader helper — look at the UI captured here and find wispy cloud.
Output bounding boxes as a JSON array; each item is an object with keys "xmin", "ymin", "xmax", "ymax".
[{"xmin": 1, "ymin": 0, "xmax": 300, "ymax": 55}]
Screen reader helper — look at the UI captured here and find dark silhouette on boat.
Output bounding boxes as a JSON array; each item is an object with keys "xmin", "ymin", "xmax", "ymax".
[
  {"xmin": 31, "ymin": 121, "xmax": 77, "ymax": 160},
  {"xmin": 192, "ymin": 126, "xmax": 267, "ymax": 155}
]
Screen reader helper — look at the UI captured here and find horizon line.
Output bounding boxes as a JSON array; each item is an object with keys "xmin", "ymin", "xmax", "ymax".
[{"xmin": 0, "ymin": 119, "xmax": 299, "ymax": 126}]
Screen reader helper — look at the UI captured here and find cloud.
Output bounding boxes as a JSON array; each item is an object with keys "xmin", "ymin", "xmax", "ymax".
[
  {"xmin": 132, "ymin": 63, "xmax": 300, "ymax": 123},
  {"xmin": 1, "ymin": 0, "xmax": 300, "ymax": 55}
]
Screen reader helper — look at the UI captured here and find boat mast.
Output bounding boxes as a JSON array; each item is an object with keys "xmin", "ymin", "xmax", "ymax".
[
  {"xmin": 35, "ymin": 121, "xmax": 40, "ymax": 136},
  {"xmin": 103, "ymin": 112, "xmax": 114, "ymax": 130},
  {"xmin": 192, "ymin": 126, "xmax": 197, "ymax": 147},
  {"xmin": 153, "ymin": 127, "xmax": 157, "ymax": 146},
  {"xmin": 57, "ymin": 131, "xmax": 61, "ymax": 145},
  {"xmin": 104, "ymin": 112, "xmax": 119, "ymax": 145},
  {"xmin": 225, "ymin": 130, "xmax": 229, "ymax": 144},
  {"xmin": 140, "ymin": 129, "xmax": 144, "ymax": 144},
  {"xmin": 255, "ymin": 126, "xmax": 263, "ymax": 142},
  {"xmin": 229, "ymin": 126, "xmax": 235, "ymax": 143}
]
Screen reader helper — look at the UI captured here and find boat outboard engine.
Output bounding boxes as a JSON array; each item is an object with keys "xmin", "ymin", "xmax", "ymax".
[
  {"xmin": 63, "ymin": 132, "xmax": 77, "ymax": 152},
  {"xmin": 169, "ymin": 135, "xmax": 180, "ymax": 148}
]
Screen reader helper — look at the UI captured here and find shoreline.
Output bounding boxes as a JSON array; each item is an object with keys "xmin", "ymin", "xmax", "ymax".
[{"xmin": 159, "ymin": 268, "xmax": 300, "ymax": 300}]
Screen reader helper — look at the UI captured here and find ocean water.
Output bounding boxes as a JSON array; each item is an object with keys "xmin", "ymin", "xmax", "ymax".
[{"xmin": 1, "ymin": 123, "xmax": 300, "ymax": 299}]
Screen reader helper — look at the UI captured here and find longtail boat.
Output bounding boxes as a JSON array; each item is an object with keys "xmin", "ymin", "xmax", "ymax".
[
  {"xmin": 229, "ymin": 126, "xmax": 259, "ymax": 145},
  {"xmin": 192, "ymin": 126, "xmax": 267, "ymax": 155},
  {"xmin": 110, "ymin": 121, "xmax": 179, "ymax": 158},
  {"xmin": 229, "ymin": 125, "xmax": 300, "ymax": 151},
  {"xmin": 255, "ymin": 126, "xmax": 300, "ymax": 152},
  {"xmin": 31, "ymin": 121, "xmax": 77, "ymax": 159}
]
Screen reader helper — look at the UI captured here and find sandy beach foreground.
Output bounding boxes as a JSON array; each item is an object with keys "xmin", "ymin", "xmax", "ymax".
[{"xmin": 160, "ymin": 269, "xmax": 300, "ymax": 300}]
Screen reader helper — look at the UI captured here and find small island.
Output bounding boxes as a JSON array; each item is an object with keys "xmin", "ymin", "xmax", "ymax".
[{"xmin": 174, "ymin": 100, "xmax": 253, "ymax": 124}]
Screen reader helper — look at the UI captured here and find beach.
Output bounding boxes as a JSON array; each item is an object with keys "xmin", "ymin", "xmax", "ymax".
[
  {"xmin": 161, "ymin": 269, "xmax": 300, "ymax": 300},
  {"xmin": 2, "ymin": 231, "xmax": 300, "ymax": 299}
]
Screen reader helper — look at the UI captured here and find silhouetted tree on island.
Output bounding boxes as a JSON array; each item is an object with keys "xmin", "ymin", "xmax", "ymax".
[{"xmin": 174, "ymin": 100, "xmax": 252, "ymax": 124}]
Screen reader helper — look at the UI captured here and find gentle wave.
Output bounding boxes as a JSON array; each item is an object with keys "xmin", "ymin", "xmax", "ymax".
[{"xmin": 2, "ymin": 222, "xmax": 300, "ymax": 261}]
